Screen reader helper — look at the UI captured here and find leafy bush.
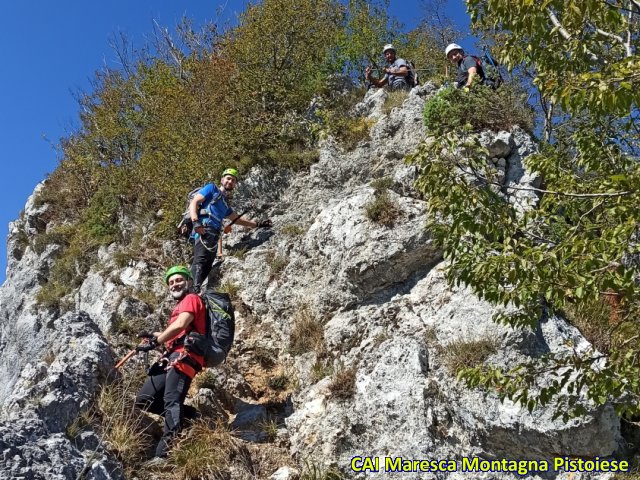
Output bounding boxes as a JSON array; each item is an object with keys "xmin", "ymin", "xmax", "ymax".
[{"xmin": 423, "ymin": 84, "xmax": 534, "ymax": 135}]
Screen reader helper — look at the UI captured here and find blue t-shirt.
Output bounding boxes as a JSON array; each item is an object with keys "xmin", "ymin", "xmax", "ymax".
[{"xmin": 197, "ymin": 183, "xmax": 233, "ymax": 230}]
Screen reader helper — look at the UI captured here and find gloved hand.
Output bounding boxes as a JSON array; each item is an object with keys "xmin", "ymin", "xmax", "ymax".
[
  {"xmin": 257, "ymin": 219, "xmax": 272, "ymax": 229},
  {"xmin": 193, "ymin": 220, "xmax": 204, "ymax": 235},
  {"xmin": 136, "ymin": 337, "xmax": 159, "ymax": 352}
]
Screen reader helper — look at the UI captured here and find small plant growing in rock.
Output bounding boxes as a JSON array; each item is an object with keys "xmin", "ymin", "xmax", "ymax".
[
  {"xmin": 310, "ymin": 359, "xmax": 334, "ymax": 383},
  {"xmin": 281, "ymin": 223, "xmax": 307, "ymax": 236},
  {"xmin": 193, "ymin": 369, "xmax": 217, "ymax": 391},
  {"xmin": 42, "ymin": 350, "xmax": 56, "ymax": 365},
  {"xmin": 442, "ymin": 337, "xmax": 498, "ymax": 374},
  {"xmin": 300, "ymin": 459, "xmax": 344, "ymax": 480},
  {"xmin": 268, "ymin": 372, "xmax": 291, "ymax": 391},
  {"xmin": 370, "ymin": 176, "xmax": 394, "ymax": 192},
  {"xmin": 219, "ymin": 280, "xmax": 240, "ymax": 297},
  {"xmin": 66, "ymin": 410, "xmax": 93, "ymax": 441},
  {"xmin": 230, "ymin": 245, "xmax": 248, "ymax": 259},
  {"xmin": 258, "ymin": 418, "xmax": 280, "ymax": 442},
  {"xmin": 328, "ymin": 365, "xmax": 358, "ymax": 401},
  {"xmin": 289, "ymin": 305, "xmax": 326, "ymax": 356},
  {"xmin": 92, "ymin": 378, "xmax": 153, "ymax": 473},
  {"xmin": 253, "ymin": 345, "xmax": 277, "ymax": 369},
  {"xmin": 265, "ymin": 250, "xmax": 289, "ymax": 280},
  {"xmin": 364, "ymin": 190, "xmax": 399, "ymax": 227}
]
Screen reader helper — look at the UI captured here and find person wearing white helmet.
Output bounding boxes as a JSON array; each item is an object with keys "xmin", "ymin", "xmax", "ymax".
[
  {"xmin": 445, "ymin": 43, "xmax": 486, "ymax": 89},
  {"xmin": 365, "ymin": 43, "xmax": 413, "ymax": 91}
]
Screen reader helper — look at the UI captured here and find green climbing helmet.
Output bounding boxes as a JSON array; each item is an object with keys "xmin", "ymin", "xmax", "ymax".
[
  {"xmin": 222, "ymin": 167, "xmax": 239, "ymax": 179},
  {"xmin": 164, "ymin": 265, "xmax": 192, "ymax": 285}
]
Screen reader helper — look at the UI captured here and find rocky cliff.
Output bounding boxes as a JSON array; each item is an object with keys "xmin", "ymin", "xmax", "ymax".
[{"xmin": 0, "ymin": 84, "xmax": 622, "ymax": 479}]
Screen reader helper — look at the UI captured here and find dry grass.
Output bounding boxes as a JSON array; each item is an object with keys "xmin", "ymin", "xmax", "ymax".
[
  {"xmin": 193, "ymin": 369, "xmax": 217, "ymax": 391},
  {"xmin": 168, "ymin": 420, "xmax": 239, "ymax": 479},
  {"xmin": 265, "ymin": 250, "xmax": 289, "ymax": 280},
  {"xmin": 219, "ymin": 280, "xmax": 240, "ymax": 297},
  {"xmin": 92, "ymin": 377, "xmax": 154, "ymax": 472},
  {"xmin": 310, "ymin": 359, "xmax": 334, "ymax": 383},
  {"xmin": 289, "ymin": 305, "xmax": 326, "ymax": 356},
  {"xmin": 364, "ymin": 191, "xmax": 399, "ymax": 227},
  {"xmin": 442, "ymin": 337, "xmax": 498, "ymax": 374},
  {"xmin": 382, "ymin": 90, "xmax": 409, "ymax": 114},
  {"xmin": 328, "ymin": 365, "xmax": 358, "ymax": 401},
  {"xmin": 563, "ymin": 297, "xmax": 616, "ymax": 354}
]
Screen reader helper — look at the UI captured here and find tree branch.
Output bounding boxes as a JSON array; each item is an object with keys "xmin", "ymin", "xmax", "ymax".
[
  {"xmin": 547, "ymin": 8, "xmax": 601, "ymax": 63},
  {"xmin": 505, "ymin": 183, "xmax": 631, "ymax": 198}
]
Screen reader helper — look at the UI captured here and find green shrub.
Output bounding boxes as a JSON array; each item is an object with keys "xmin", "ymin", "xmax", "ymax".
[
  {"xmin": 370, "ymin": 176, "xmax": 394, "ymax": 192},
  {"xmin": 423, "ymin": 84, "xmax": 534, "ymax": 135},
  {"xmin": 193, "ymin": 369, "xmax": 217, "ymax": 391}
]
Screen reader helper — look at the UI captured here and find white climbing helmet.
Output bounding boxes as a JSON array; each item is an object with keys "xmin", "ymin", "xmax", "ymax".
[
  {"xmin": 382, "ymin": 43, "xmax": 396, "ymax": 54},
  {"xmin": 445, "ymin": 43, "xmax": 463, "ymax": 57}
]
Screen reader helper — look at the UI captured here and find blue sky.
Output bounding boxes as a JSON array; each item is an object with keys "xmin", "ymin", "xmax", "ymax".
[{"xmin": 0, "ymin": 1, "xmax": 471, "ymax": 283}]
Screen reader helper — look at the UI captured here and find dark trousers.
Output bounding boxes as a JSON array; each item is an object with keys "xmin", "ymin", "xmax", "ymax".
[
  {"xmin": 135, "ymin": 360, "xmax": 196, "ymax": 457},
  {"xmin": 191, "ymin": 228, "xmax": 220, "ymax": 293}
]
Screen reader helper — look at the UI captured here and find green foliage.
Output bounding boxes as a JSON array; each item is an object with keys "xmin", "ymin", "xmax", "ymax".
[
  {"xmin": 315, "ymin": 87, "xmax": 372, "ymax": 150},
  {"xmin": 412, "ymin": 0, "xmax": 640, "ymax": 420},
  {"xmin": 337, "ymin": 0, "xmax": 399, "ymax": 79},
  {"xmin": 35, "ymin": 227, "xmax": 102, "ymax": 310},
  {"xmin": 423, "ymin": 84, "xmax": 534, "ymax": 135},
  {"xmin": 224, "ymin": 0, "xmax": 344, "ymax": 115}
]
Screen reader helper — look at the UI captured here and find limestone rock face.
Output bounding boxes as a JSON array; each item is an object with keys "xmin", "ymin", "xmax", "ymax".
[{"xmin": 0, "ymin": 84, "xmax": 622, "ymax": 479}]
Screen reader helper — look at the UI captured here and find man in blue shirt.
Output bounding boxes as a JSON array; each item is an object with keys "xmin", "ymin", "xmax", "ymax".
[
  {"xmin": 365, "ymin": 44, "xmax": 413, "ymax": 91},
  {"xmin": 188, "ymin": 168, "xmax": 271, "ymax": 292}
]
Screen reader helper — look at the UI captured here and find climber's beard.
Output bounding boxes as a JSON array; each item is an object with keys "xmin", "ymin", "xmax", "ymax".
[{"xmin": 170, "ymin": 284, "xmax": 189, "ymax": 300}]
